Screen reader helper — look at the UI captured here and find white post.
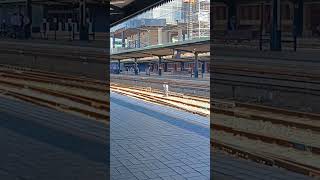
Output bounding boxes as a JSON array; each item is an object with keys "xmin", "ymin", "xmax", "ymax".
[{"xmin": 163, "ymin": 84, "xmax": 169, "ymax": 97}]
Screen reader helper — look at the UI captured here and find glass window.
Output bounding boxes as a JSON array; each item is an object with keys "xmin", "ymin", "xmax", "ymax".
[{"xmin": 111, "ymin": 0, "xmax": 210, "ymax": 54}]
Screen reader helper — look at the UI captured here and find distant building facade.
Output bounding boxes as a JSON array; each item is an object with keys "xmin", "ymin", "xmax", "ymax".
[
  {"xmin": 0, "ymin": 1, "xmax": 107, "ymax": 33},
  {"xmin": 212, "ymin": 0, "xmax": 319, "ymax": 37}
]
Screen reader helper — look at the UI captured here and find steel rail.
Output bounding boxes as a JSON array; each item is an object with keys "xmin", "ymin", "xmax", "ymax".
[
  {"xmin": 212, "ymin": 124, "xmax": 320, "ymax": 155},
  {"xmin": 0, "ymin": 72, "xmax": 107, "ymax": 93},
  {"xmin": 1, "ymin": 89, "xmax": 109, "ymax": 121},
  {"xmin": 0, "ymin": 64, "xmax": 108, "ymax": 86},
  {"xmin": 211, "ymin": 141, "xmax": 320, "ymax": 177},
  {"xmin": 110, "ymin": 86, "xmax": 209, "ymax": 117}
]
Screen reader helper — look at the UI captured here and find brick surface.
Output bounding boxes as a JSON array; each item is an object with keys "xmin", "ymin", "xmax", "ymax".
[{"xmin": 110, "ymin": 92, "xmax": 210, "ymax": 180}]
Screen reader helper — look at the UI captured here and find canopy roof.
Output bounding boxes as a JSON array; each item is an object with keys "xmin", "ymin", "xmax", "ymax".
[{"xmin": 111, "ymin": 37, "xmax": 210, "ymax": 60}]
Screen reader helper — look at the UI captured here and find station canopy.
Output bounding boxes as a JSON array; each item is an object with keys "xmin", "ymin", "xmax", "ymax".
[{"xmin": 111, "ymin": 38, "xmax": 210, "ymax": 60}]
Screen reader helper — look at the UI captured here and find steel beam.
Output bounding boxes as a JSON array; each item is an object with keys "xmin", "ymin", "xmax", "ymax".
[
  {"xmin": 194, "ymin": 52, "xmax": 198, "ymax": 78},
  {"xmin": 164, "ymin": 62, "xmax": 168, "ymax": 72},
  {"xmin": 118, "ymin": 59, "xmax": 121, "ymax": 74},
  {"xmin": 26, "ymin": 0, "xmax": 32, "ymax": 39},
  {"xmin": 134, "ymin": 58, "xmax": 138, "ymax": 75},
  {"xmin": 180, "ymin": 62, "xmax": 184, "ymax": 71},
  {"xmin": 158, "ymin": 56, "xmax": 162, "ymax": 76},
  {"xmin": 293, "ymin": 0, "xmax": 303, "ymax": 37},
  {"xmin": 79, "ymin": 0, "xmax": 89, "ymax": 41}
]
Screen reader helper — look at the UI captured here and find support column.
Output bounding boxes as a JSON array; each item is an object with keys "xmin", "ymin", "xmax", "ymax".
[
  {"xmin": 271, "ymin": 0, "xmax": 281, "ymax": 51},
  {"xmin": 158, "ymin": 56, "xmax": 162, "ymax": 76},
  {"xmin": 164, "ymin": 62, "xmax": 168, "ymax": 72},
  {"xmin": 134, "ymin": 58, "xmax": 138, "ymax": 75},
  {"xmin": 194, "ymin": 52, "xmax": 198, "ymax": 78},
  {"xmin": 201, "ymin": 61, "xmax": 205, "ymax": 78},
  {"xmin": 25, "ymin": 0, "xmax": 32, "ymax": 39},
  {"xmin": 118, "ymin": 60, "xmax": 121, "ymax": 74},
  {"xmin": 227, "ymin": 0, "xmax": 237, "ymax": 31},
  {"xmin": 79, "ymin": 0, "xmax": 89, "ymax": 41},
  {"xmin": 201, "ymin": 61, "xmax": 205, "ymax": 74},
  {"xmin": 293, "ymin": 0, "xmax": 303, "ymax": 37},
  {"xmin": 303, "ymin": 4, "xmax": 309, "ymax": 36},
  {"xmin": 180, "ymin": 62, "xmax": 184, "ymax": 71}
]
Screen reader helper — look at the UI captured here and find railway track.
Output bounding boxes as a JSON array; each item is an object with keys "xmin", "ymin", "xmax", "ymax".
[
  {"xmin": 111, "ymin": 83, "xmax": 210, "ymax": 117},
  {"xmin": 212, "ymin": 98, "xmax": 320, "ymax": 177},
  {"xmin": 211, "ymin": 141, "xmax": 320, "ymax": 178},
  {"xmin": 0, "ymin": 69, "xmax": 107, "ymax": 93},
  {"xmin": 0, "ymin": 65, "xmax": 108, "ymax": 122},
  {"xmin": 212, "ymin": 62, "xmax": 320, "ymax": 114},
  {"xmin": 211, "ymin": 63, "xmax": 320, "ymax": 177},
  {"xmin": 111, "ymin": 74, "xmax": 210, "ymax": 97},
  {"xmin": 0, "ymin": 64, "xmax": 108, "ymax": 86}
]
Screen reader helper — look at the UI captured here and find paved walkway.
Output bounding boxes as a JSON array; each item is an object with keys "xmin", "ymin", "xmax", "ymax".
[
  {"xmin": 111, "ymin": 92, "xmax": 314, "ymax": 180},
  {"xmin": 0, "ymin": 96, "xmax": 108, "ymax": 179},
  {"xmin": 110, "ymin": 92, "xmax": 210, "ymax": 180}
]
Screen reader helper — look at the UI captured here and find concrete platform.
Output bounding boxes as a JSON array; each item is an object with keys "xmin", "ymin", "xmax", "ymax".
[
  {"xmin": 111, "ymin": 92, "xmax": 313, "ymax": 180},
  {"xmin": 110, "ymin": 92, "xmax": 210, "ymax": 180},
  {"xmin": 0, "ymin": 96, "xmax": 108, "ymax": 179}
]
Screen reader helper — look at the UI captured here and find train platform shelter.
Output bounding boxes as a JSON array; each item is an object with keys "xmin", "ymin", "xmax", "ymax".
[{"xmin": 111, "ymin": 38, "xmax": 210, "ymax": 79}]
